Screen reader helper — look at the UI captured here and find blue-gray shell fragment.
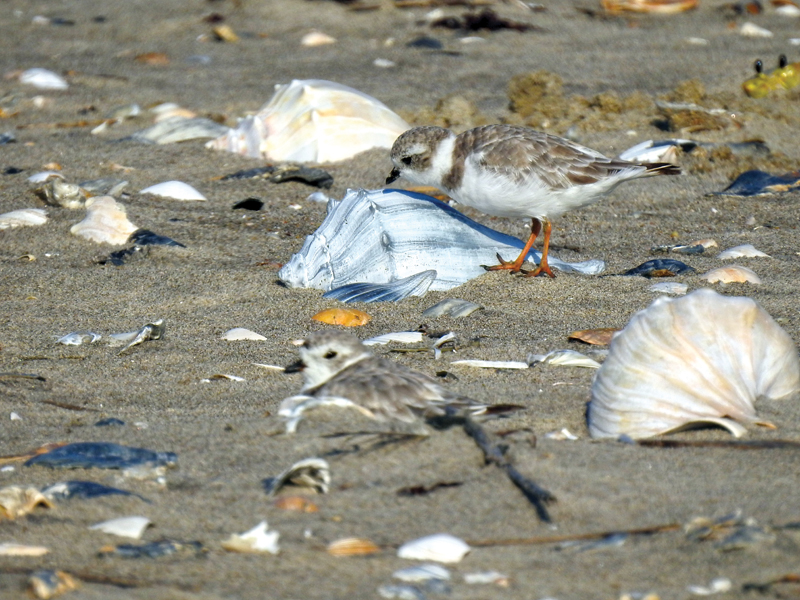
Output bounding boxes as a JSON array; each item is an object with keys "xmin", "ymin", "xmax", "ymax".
[
  {"xmin": 323, "ymin": 270, "xmax": 437, "ymax": 303},
  {"xmin": 41, "ymin": 480, "xmax": 150, "ymax": 503},
  {"xmin": 278, "ymin": 188, "xmax": 605, "ymax": 295},
  {"xmin": 622, "ymin": 259, "xmax": 695, "ymax": 277},
  {"xmin": 712, "ymin": 170, "xmax": 800, "ymax": 196},
  {"xmin": 25, "ymin": 442, "xmax": 177, "ymax": 470}
]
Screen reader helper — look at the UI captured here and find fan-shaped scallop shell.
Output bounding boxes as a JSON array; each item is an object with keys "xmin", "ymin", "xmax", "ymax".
[
  {"xmin": 206, "ymin": 79, "xmax": 410, "ymax": 163},
  {"xmin": 588, "ymin": 288, "xmax": 800, "ymax": 439},
  {"xmin": 70, "ymin": 196, "xmax": 137, "ymax": 245}
]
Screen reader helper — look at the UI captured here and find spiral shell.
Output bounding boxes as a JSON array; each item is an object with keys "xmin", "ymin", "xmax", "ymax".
[{"xmin": 588, "ymin": 289, "xmax": 800, "ymax": 439}]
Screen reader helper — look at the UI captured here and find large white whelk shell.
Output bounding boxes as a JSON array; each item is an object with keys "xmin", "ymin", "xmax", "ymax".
[
  {"xmin": 207, "ymin": 79, "xmax": 410, "ymax": 163},
  {"xmin": 588, "ymin": 289, "xmax": 800, "ymax": 439},
  {"xmin": 70, "ymin": 196, "xmax": 138, "ymax": 245}
]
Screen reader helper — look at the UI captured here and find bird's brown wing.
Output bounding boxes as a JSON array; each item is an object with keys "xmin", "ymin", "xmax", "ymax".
[{"xmin": 460, "ymin": 125, "xmax": 643, "ymax": 190}]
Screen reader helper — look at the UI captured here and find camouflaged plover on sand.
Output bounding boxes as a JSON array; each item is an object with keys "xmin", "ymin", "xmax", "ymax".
[{"xmin": 387, "ymin": 124, "xmax": 680, "ymax": 278}]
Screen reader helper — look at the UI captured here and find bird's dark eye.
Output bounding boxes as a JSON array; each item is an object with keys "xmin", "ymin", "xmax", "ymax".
[
  {"xmin": 755, "ymin": 59, "xmax": 763, "ymax": 74},
  {"xmin": 779, "ymin": 54, "xmax": 787, "ymax": 68},
  {"xmin": 324, "ymin": 350, "xmax": 337, "ymax": 359},
  {"xmin": 401, "ymin": 156, "xmax": 413, "ymax": 165}
]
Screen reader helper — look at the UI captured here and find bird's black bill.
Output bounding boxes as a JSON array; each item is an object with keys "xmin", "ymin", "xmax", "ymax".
[
  {"xmin": 385, "ymin": 168, "xmax": 401, "ymax": 185},
  {"xmin": 283, "ymin": 360, "xmax": 305, "ymax": 374}
]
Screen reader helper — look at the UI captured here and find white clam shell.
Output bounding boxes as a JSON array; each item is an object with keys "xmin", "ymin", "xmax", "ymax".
[
  {"xmin": 221, "ymin": 521, "xmax": 280, "ymax": 554},
  {"xmin": 397, "ymin": 533, "xmax": 470, "ymax": 564},
  {"xmin": 588, "ymin": 289, "xmax": 800, "ymax": 439},
  {"xmin": 27, "ymin": 171, "xmax": 65, "ymax": 184},
  {"xmin": 393, "ymin": 564, "xmax": 451, "ymax": 582},
  {"xmin": 19, "ymin": 68, "xmax": 68, "ymax": 90},
  {"xmin": 301, "ymin": 31, "xmax": 336, "ymax": 46},
  {"xmin": 701, "ymin": 265, "xmax": 762, "ymax": 284},
  {"xmin": 89, "ymin": 516, "xmax": 151, "ymax": 539},
  {"xmin": 221, "ymin": 328, "xmax": 267, "ymax": 341},
  {"xmin": 363, "ymin": 332, "xmax": 425, "ymax": 346},
  {"xmin": 278, "ymin": 189, "xmax": 605, "ymax": 294},
  {"xmin": 0, "ymin": 208, "xmax": 47, "ymax": 229},
  {"xmin": 717, "ymin": 244, "xmax": 770, "ymax": 260},
  {"xmin": 140, "ymin": 181, "xmax": 207, "ymax": 201},
  {"xmin": 70, "ymin": 196, "xmax": 138, "ymax": 245},
  {"xmin": 207, "ymin": 79, "xmax": 411, "ymax": 163},
  {"xmin": 740, "ymin": 22, "xmax": 773, "ymax": 37}
]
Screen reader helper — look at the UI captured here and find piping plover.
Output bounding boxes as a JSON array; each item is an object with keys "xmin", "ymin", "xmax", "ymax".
[
  {"xmin": 281, "ymin": 330, "xmax": 485, "ymax": 427},
  {"xmin": 386, "ymin": 124, "xmax": 680, "ymax": 277}
]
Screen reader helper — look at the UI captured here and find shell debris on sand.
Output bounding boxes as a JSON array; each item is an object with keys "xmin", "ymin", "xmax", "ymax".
[
  {"xmin": 221, "ymin": 521, "xmax": 280, "ymax": 554},
  {"xmin": 28, "ymin": 570, "xmax": 80, "ymax": 599},
  {"xmin": 588, "ymin": 289, "xmax": 800, "ymax": 439},
  {"xmin": 701, "ymin": 265, "xmax": 762, "ymax": 284},
  {"xmin": 89, "ymin": 516, "xmax": 152, "ymax": 539},
  {"xmin": 18, "ymin": 68, "xmax": 68, "ymax": 90},
  {"xmin": 139, "ymin": 181, "xmax": 207, "ymax": 201},
  {"xmin": 70, "ymin": 196, "xmax": 138, "ymax": 245},
  {"xmin": 717, "ymin": 244, "xmax": 770, "ymax": 260},
  {"xmin": 36, "ymin": 178, "xmax": 87, "ymax": 209},
  {"xmin": 397, "ymin": 534, "xmax": 471, "ymax": 564},
  {"xmin": 312, "ymin": 308, "xmax": 372, "ymax": 326},
  {"xmin": 327, "ymin": 537, "xmax": 381, "ymax": 557},
  {"xmin": 0, "ymin": 485, "xmax": 54, "ymax": 519},
  {"xmin": 221, "ymin": 328, "xmax": 267, "ymax": 341},
  {"xmin": 0, "ymin": 208, "xmax": 47, "ymax": 229},
  {"xmin": 207, "ymin": 79, "xmax": 410, "ymax": 163}
]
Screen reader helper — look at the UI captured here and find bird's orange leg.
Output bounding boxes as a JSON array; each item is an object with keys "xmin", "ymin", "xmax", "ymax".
[
  {"xmin": 524, "ymin": 218, "xmax": 555, "ymax": 278},
  {"xmin": 483, "ymin": 218, "xmax": 541, "ymax": 274}
]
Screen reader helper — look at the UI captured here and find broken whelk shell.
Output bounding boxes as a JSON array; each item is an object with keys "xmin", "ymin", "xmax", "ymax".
[
  {"xmin": 422, "ymin": 298, "xmax": 483, "ymax": 319},
  {"xmin": 109, "ymin": 319, "xmax": 165, "ymax": 355},
  {"xmin": 70, "ymin": 197, "xmax": 137, "ymax": 245},
  {"xmin": 701, "ymin": 265, "xmax": 762, "ymax": 284},
  {"xmin": 262, "ymin": 458, "xmax": 330, "ymax": 496},
  {"xmin": 18, "ymin": 68, "xmax": 68, "ymax": 90},
  {"xmin": 89, "ymin": 516, "xmax": 152, "ymax": 539},
  {"xmin": 37, "ymin": 178, "xmax": 87, "ymax": 209},
  {"xmin": 0, "ymin": 485, "xmax": 54, "ymax": 519},
  {"xmin": 322, "ymin": 271, "xmax": 438, "ymax": 303},
  {"xmin": 327, "ymin": 537, "xmax": 381, "ymax": 556},
  {"xmin": 278, "ymin": 189, "xmax": 605, "ymax": 295},
  {"xmin": 139, "ymin": 181, "xmax": 206, "ymax": 201},
  {"xmin": 0, "ymin": 208, "xmax": 48, "ymax": 229},
  {"xmin": 221, "ymin": 521, "xmax": 280, "ymax": 554},
  {"xmin": 221, "ymin": 328, "xmax": 267, "ymax": 341},
  {"xmin": 588, "ymin": 289, "xmax": 800, "ymax": 439},
  {"xmin": 717, "ymin": 244, "xmax": 770, "ymax": 259},
  {"xmin": 28, "ymin": 570, "xmax": 80, "ymax": 599},
  {"xmin": 397, "ymin": 534, "xmax": 471, "ymax": 564},
  {"xmin": 208, "ymin": 79, "xmax": 410, "ymax": 163}
]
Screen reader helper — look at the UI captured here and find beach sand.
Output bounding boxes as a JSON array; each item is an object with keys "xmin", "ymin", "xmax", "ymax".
[{"xmin": 1, "ymin": 0, "xmax": 800, "ymax": 598}]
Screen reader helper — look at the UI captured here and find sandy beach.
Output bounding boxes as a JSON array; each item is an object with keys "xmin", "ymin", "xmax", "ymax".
[{"xmin": 1, "ymin": 0, "xmax": 800, "ymax": 598}]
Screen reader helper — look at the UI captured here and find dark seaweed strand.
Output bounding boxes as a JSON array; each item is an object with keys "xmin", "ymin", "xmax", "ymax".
[{"xmin": 461, "ymin": 415, "xmax": 555, "ymax": 522}]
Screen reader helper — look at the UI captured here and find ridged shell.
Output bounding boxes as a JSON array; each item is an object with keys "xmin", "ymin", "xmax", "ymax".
[
  {"xmin": 0, "ymin": 208, "xmax": 48, "ymax": 229},
  {"xmin": 588, "ymin": 289, "xmax": 800, "ymax": 439},
  {"xmin": 327, "ymin": 537, "xmax": 381, "ymax": 556},
  {"xmin": 278, "ymin": 189, "xmax": 605, "ymax": 294},
  {"xmin": 206, "ymin": 79, "xmax": 410, "ymax": 163},
  {"xmin": 70, "ymin": 197, "xmax": 137, "ymax": 245},
  {"xmin": 701, "ymin": 265, "xmax": 762, "ymax": 284}
]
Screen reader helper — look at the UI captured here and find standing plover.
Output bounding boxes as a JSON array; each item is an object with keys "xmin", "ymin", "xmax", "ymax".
[{"xmin": 387, "ymin": 124, "xmax": 680, "ymax": 277}]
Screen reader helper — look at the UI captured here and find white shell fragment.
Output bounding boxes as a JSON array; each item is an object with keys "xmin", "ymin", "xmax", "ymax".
[
  {"xmin": 207, "ymin": 79, "xmax": 410, "ymax": 163},
  {"xmin": 0, "ymin": 543, "xmax": 49, "ymax": 556},
  {"xmin": 528, "ymin": 350, "xmax": 601, "ymax": 369},
  {"xmin": 279, "ymin": 396, "xmax": 374, "ymax": 433},
  {"xmin": 69, "ymin": 197, "xmax": 138, "ymax": 245},
  {"xmin": 301, "ymin": 31, "xmax": 337, "ymax": 47},
  {"xmin": 740, "ymin": 22, "xmax": 773, "ymax": 37},
  {"xmin": 221, "ymin": 521, "xmax": 280, "ymax": 554},
  {"xmin": 588, "ymin": 289, "xmax": 800, "ymax": 439},
  {"xmin": 57, "ymin": 331, "xmax": 101, "ymax": 346},
  {"xmin": 397, "ymin": 534, "xmax": 471, "ymax": 564},
  {"xmin": 422, "ymin": 298, "xmax": 483, "ymax": 318},
  {"xmin": 701, "ymin": 265, "xmax": 762, "ymax": 285},
  {"xmin": 688, "ymin": 577, "xmax": 733, "ymax": 596},
  {"xmin": 393, "ymin": 564, "xmax": 451, "ymax": 582},
  {"xmin": 450, "ymin": 360, "xmax": 529, "ymax": 369},
  {"xmin": 262, "ymin": 457, "xmax": 330, "ymax": 496},
  {"xmin": 27, "ymin": 171, "xmax": 65, "ymax": 184},
  {"xmin": 463, "ymin": 571, "xmax": 510, "ymax": 586},
  {"xmin": 139, "ymin": 181, "xmax": 207, "ymax": 201},
  {"xmin": 19, "ymin": 68, "xmax": 68, "ymax": 90},
  {"xmin": 278, "ymin": 189, "xmax": 605, "ymax": 294},
  {"xmin": 89, "ymin": 516, "xmax": 151, "ymax": 539},
  {"xmin": 363, "ymin": 332, "xmax": 424, "ymax": 346},
  {"xmin": 221, "ymin": 328, "xmax": 267, "ymax": 341},
  {"xmin": 129, "ymin": 116, "xmax": 230, "ymax": 144},
  {"xmin": 649, "ymin": 282, "xmax": 688, "ymax": 295},
  {"xmin": 717, "ymin": 244, "xmax": 770, "ymax": 260},
  {"xmin": 618, "ymin": 139, "xmax": 688, "ymax": 163},
  {"xmin": 0, "ymin": 208, "xmax": 48, "ymax": 229}
]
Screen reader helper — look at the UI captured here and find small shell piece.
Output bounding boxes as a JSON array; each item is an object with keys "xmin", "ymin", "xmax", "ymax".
[
  {"xmin": 450, "ymin": 360, "xmax": 529, "ymax": 369},
  {"xmin": 38, "ymin": 178, "xmax": 86, "ymax": 208},
  {"xmin": 363, "ymin": 332, "xmax": 424, "ymax": 346},
  {"xmin": 312, "ymin": 308, "xmax": 371, "ymax": 327},
  {"xmin": 0, "ymin": 208, "xmax": 48, "ymax": 229},
  {"xmin": 649, "ymin": 282, "xmax": 689, "ymax": 295},
  {"xmin": 70, "ymin": 197, "xmax": 137, "ymax": 245},
  {"xmin": 302, "ymin": 31, "xmax": 337, "ymax": 46},
  {"xmin": 568, "ymin": 328, "xmax": 619, "ymax": 345},
  {"xmin": 393, "ymin": 564, "xmax": 451, "ymax": 582},
  {"xmin": 740, "ymin": 22, "xmax": 773, "ymax": 37},
  {"xmin": 221, "ymin": 328, "xmax": 267, "ymax": 341},
  {"xmin": 601, "ymin": 0, "xmax": 698, "ymax": 13},
  {"xmin": 0, "ymin": 543, "xmax": 49, "ymax": 556},
  {"xmin": 701, "ymin": 265, "xmax": 762, "ymax": 284},
  {"xmin": 27, "ymin": 171, "xmax": 65, "ymax": 184},
  {"xmin": 398, "ymin": 534, "xmax": 470, "ymax": 564},
  {"xmin": 19, "ymin": 68, "xmax": 68, "ymax": 90},
  {"xmin": 422, "ymin": 298, "xmax": 483, "ymax": 319},
  {"xmin": 89, "ymin": 516, "xmax": 152, "ymax": 539},
  {"xmin": 528, "ymin": 350, "xmax": 602, "ymax": 369},
  {"xmin": 57, "ymin": 331, "xmax": 101, "ymax": 346},
  {"xmin": 0, "ymin": 486, "xmax": 54, "ymax": 519},
  {"xmin": 327, "ymin": 537, "xmax": 381, "ymax": 556},
  {"xmin": 139, "ymin": 181, "xmax": 206, "ymax": 201},
  {"xmin": 588, "ymin": 289, "xmax": 800, "ymax": 439},
  {"xmin": 263, "ymin": 457, "xmax": 330, "ymax": 496},
  {"xmin": 717, "ymin": 244, "xmax": 770, "ymax": 260},
  {"xmin": 221, "ymin": 521, "xmax": 280, "ymax": 554},
  {"xmin": 273, "ymin": 495, "xmax": 318, "ymax": 512},
  {"xmin": 28, "ymin": 570, "xmax": 80, "ymax": 599}
]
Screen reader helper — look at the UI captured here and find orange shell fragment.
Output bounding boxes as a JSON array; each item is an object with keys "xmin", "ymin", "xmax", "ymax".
[
  {"xmin": 568, "ymin": 328, "xmax": 620, "ymax": 346},
  {"xmin": 312, "ymin": 308, "xmax": 371, "ymax": 327},
  {"xmin": 273, "ymin": 495, "xmax": 319, "ymax": 513},
  {"xmin": 327, "ymin": 537, "xmax": 381, "ymax": 557},
  {"xmin": 601, "ymin": 0, "xmax": 698, "ymax": 13}
]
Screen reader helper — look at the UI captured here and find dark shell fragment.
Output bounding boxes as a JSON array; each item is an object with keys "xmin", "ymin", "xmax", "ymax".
[
  {"xmin": 25, "ymin": 442, "xmax": 177, "ymax": 470},
  {"xmin": 621, "ymin": 259, "xmax": 695, "ymax": 278},
  {"xmin": 99, "ymin": 539, "xmax": 205, "ymax": 559},
  {"xmin": 232, "ymin": 197, "xmax": 264, "ymax": 211},
  {"xmin": 712, "ymin": 170, "xmax": 800, "ymax": 197},
  {"xmin": 221, "ymin": 164, "xmax": 333, "ymax": 189},
  {"xmin": 41, "ymin": 480, "xmax": 150, "ymax": 503}
]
